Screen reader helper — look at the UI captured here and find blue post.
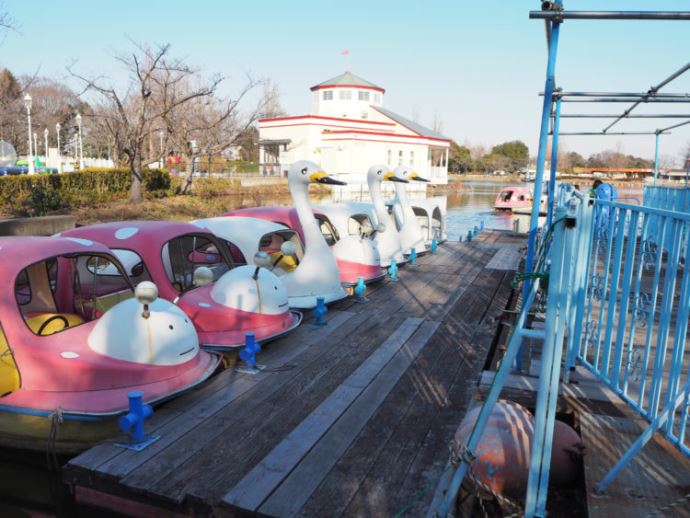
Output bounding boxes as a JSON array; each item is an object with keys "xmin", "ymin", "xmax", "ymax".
[
  {"xmin": 313, "ymin": 297, "xmax": 328, "ymax": 326},
  {"xmin": 480, "ymin": 220, "xmax": 485, "ymax": 231},
  {"xmin": 354, "ymin": 276, "xmax": 367, "ymax": 303},
  {"xmin": 473, "ymin": 225, "xmax": 478, "ymax": 236},
  {"xmin": 388, "ymin": 259, "xmax": 399, "ymax": 281},
  {"xmin": 239, "ymin": 332, "xmax": 261, "ymax": 367},
  {"xmin": 118, "ymin": 391, "xmax": 154, "ymax": 443},
  {"xmin": 547, "ymin": 96, "xmax": 562, "ymax": 228},
  {"xmin": 431, "ymin": 238, "xmax": 438, "ymax": 254},
  {"xmin": 522, "ymin": 5, "xmax": 562, "ymax": 308},
  {"xmin": 653, "ymin": 131, "xmax": 660, "ymax": 186},
  {"xmin": 409, "ymin": 247, "xmax": 417, "ymax": 265},
  {"xmin": 466, "ymin": 229, "xmax": 472, "ymax": 242}
]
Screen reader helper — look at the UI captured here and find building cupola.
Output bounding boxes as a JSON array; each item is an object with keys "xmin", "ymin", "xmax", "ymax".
[{"xmin": 309, "ymin": 71, "xmax": 384, "ymax": 119}]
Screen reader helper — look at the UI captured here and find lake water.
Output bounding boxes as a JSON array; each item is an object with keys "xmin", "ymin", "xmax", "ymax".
[{"xmin": 445, "ymin": 182, "xmax": 524, "ymax": 241}]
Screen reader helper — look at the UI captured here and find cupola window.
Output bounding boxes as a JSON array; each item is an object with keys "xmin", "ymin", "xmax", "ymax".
[
  {"xmin": 358, "ymin": 91, "xmax": 370, "ymax": 101},
  {"xmin": 339, "ymin": 90, "xmax": 352, "ymax": 100},
  {"xmin": 323, "ymin": 90, "xmax": 333, "ymax": 101}
]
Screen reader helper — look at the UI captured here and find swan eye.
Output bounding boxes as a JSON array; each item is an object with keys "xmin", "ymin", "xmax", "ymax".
[
  {"xmin": 377, "ymin": 170, "xmax": 382, "ymax": 175},
  {"xmin": 301, "ymin": 167, "xmax": 308, "ymax": 175}
]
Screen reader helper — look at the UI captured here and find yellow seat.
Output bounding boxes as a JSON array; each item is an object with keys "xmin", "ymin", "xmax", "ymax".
[
  {"xmin": 0, "ymin": 325, "xmax": 20, "ymax": 395},
  {"xmin": 269, "ymin": 252, "xmax": 298, "ymax": 272},
  {"xmin": 25, "ymin": 313, "xmax": 85, "ymax": 336}
]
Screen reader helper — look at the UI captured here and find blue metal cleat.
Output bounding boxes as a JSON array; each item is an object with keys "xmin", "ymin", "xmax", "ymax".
[
  {"xmin": 236, "ymin": 332, "xmax": 265, "ymax": 374},
  {"xmin": 388, "ymin": 259, "xmax": 399, "ymax": 282},
  {"xmin": 467, "ymin": 229, "xmax": 473, "ymax": 242},
  {"xmin": 473, "ymin": 225, "xmax": 479, "ymax": 237},
  {"xmin": 313, "ymin": 296, "xmax": 328, "ymax": 326},
  {"xmin": 431, "ymin": 238, "xmax": 438, "ymax": 254},
  {"xmin": 480, "ymin": 220, "xmax": 485, "ymax": 231},
  {"xmin": 354, "ymin": 276, "xmax": 367, "ymax": 303},
  {"xmin": 409, "ymin": 247, "xmax": 417, "ymax": 266},
  {"xmin": 115, "ymin": 391, "xmax": 159, "ymax": 451}
]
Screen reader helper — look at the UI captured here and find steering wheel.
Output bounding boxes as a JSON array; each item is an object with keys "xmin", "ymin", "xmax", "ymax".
[{"xmin": 36, "ymin": 315, "xmax": 70, "ymax": 336}]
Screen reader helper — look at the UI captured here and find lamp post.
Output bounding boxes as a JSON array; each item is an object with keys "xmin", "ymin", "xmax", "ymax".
[
  {"xmin": 76, "ymin": 112, "xmax": 84, "ymax": 169},
  {"xmin": 159, "ymin": 130, "xmax": 164, "ymax": 167},
  {"xmin": 23, "ymin": 93, "xmax": 34, "ymax": 174},
  {"xmin": 43, "ymin": 128, "xmax": 49, "ymax": 165},
  {"xmin": 56, "ymin": 123, "xmax": 62, "ymax": 173},
  {"xmin": 33, "ymin": 132, "xmax": 37, "ymax": 166}
]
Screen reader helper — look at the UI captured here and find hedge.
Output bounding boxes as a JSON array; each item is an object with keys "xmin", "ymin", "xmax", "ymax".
[{"xmin": 0, "ymin": 168, "xmax": 171, "ymax": 216}]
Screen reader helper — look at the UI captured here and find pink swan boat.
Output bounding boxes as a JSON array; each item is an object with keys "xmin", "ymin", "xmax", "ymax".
[
  {"xmin": 0, "ymin": 236, "xmax": 220, "ymax": 452},
  {"xmin": 224, "ymin": 206, "xmax": 385, "ymax": 286},
  {"xmin": 61, "ymin": 221, "xmax": 301, "ymax": 351}
]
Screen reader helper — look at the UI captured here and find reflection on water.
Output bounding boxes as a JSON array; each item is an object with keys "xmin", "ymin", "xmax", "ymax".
[
  {"xmin": 229, "ymin": 181, "xmax": 643, "ymax": 243},
  {"xmin": 445, "ymin": 182, "xmax": 526, "ymax": 241}
]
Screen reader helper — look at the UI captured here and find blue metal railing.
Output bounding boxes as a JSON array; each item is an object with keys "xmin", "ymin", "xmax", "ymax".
[
  {"xmin": 573, "ymin": 197, "xmax": 690, "ymax": 490},
  {"xmin": 430, "ymin": 187, "xmax": 690, "ymax": 516}
]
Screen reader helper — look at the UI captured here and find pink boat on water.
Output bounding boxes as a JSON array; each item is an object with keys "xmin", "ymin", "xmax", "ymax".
[
  {"xmin": 0, "ymin": 236, "xmax": 220, "ymax": 452},
  {"xmin": 494, "ymin": 186, "xmax": 533, "ymax": 211},
  {"xmin": 224, "ymin": 206, "xmax": 386, "ymax": 286},
  {"xmin": 61, "ymin": 221, "xmax": 302, "ymax": 351}
]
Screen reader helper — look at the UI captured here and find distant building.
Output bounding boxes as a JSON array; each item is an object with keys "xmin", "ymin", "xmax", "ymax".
[{"xmin": 258, "ymin": 72, "xmax": 451, "ymax": 189}]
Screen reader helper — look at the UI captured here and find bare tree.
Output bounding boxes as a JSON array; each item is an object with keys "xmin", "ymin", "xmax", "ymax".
[
  {"xmin": 158, "ymin": 71, "xmax": 269, "ymax": 193},
  {"xmin": 69, "ymin": 42, "xmax": 226, "ymax": 203}
]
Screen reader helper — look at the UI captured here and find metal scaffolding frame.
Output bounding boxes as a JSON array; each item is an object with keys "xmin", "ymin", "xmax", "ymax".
[{"xmin": 431, "ymin": 4, "xmax": 690, "ymax": 518}]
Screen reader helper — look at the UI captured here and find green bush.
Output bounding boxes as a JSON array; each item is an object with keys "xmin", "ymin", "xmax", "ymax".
[
  {"xmin": 29, "ymin": 184, "xmax": 63, "ymax": 216},
  {"xmin": 0, "ymin": 168, "xmax": 171, "ymax": 216}
]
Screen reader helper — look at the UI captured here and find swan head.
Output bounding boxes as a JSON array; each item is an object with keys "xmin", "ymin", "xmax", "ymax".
[
  {"xmin": 289, "ymin": 160, "xmax": 346, "ymax": 187},
  {"xmin": 367, "ymin": 164, "xmax": 408, "ymax": 185},
  {"xmin": 394, "ymin": 165, "xmax": 430, "ymax": 183}
]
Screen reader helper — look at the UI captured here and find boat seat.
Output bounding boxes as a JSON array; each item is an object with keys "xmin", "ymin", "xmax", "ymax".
[
  {"xmin": 269, "ymin": 252, "xmax": 298, "ymax": 272},
  {"xmin": 24, "ymin": 312, "xmax": 85, "ymax": 336}
]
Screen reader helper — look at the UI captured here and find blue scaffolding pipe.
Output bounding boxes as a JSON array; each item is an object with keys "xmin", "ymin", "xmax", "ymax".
[
  {"xmin": 561, "ymin": 97, "xmax": 690, "ymax": 103},
  {"xmin": 551, "ymin": 131, "xmax": 670, "ymax": 136},
  {"xmin": 547, "ymin": 97, "xmax": 562, "ymax": 227},
  {"xmin": 547, "ymin": 91, "xmax": 690, "ymax": 98},
  {"xmin": 602, "ymin": 62, "xmax": 690, "ymax": 132},
  {"xmin": 658, "ymin": 118, "xmax": 690, "ymax": 132},
  {"xmin": 654, "ymin": 132, "xmax": 660, "ymax": 186},
  {"xmin": 530, "ymin": 11, "xmax": 690, "ymax": 21},
  {"xmin": 558, "ymin": 113, "xmax": 690, "ymax": 118},
  {"xmin": 522, "ymin": 4, "xmax": 562, "ymax": 316}
]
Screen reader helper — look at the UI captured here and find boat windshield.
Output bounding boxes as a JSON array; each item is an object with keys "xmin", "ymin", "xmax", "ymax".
[
  {"xmin": 258, "ymin": 230, "xmax": 305, "ymax": 273},
  {"xmin": 15, "ymin": 253, "xmax": 133, "ymax": 336},
  {"xmin": 162, "ymin": 234, "xmax": 234, "ymax": 293}
]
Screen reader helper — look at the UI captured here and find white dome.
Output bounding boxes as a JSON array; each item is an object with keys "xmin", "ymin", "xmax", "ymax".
[
  {"xmin": 88, "ymin": 298, "xmax": 199, "ymax": 366},
  {"xmin": 210, "ymin": 264, "xmax": 289, "ymax": 315}
]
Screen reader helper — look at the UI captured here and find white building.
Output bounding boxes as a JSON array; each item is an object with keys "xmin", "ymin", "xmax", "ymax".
[{"xmin": 258, "ymin": 72, "xmax": 450, "ymax": 190}]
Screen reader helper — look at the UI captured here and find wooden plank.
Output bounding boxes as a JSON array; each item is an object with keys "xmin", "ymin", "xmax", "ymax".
[
  {"xmin": 398, "ymin": 271, "xmax": 515, "ymax": 517},
  {"xmin": 65, "ymin": 310, "xmax": 355, "ymax": 481},
  {"xmin": 331, "ymin": 269, "xmax": 509, "ymax": 517},
  {"xmin": 223, "ymin": 317, "xmax": 424, "ymax": 511},
  {"xmin": 485, "ymin": 243, "xmax": 523, "ymax": 270},
  {"xmin": 127, "ymin": 313, "xmax": 406, "ymax": 502},
  {"xmin": 581, "ymin": 413, "xmax": 690, "ymax": 518},
  {"xmin": 82, "ymin": 310, "xmax": 360, "ymax": 482},
  {"xmin": 256, "ymin": 320, "xmax": 441, "ymax": 517}
]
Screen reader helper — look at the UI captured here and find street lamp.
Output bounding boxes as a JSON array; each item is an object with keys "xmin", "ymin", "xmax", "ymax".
[
  {"xmin": 159, "ymin": 129, "xmax": 164, "ymax": 167},
  {"xmin": 56, "ymin": 123, "xmax": 62, "ymax": 173},
  {"xmin": 76, "ymin": 112, "xmax": 84, "ymax": 169},
  {"xmin": 43, "ymin": 128, "xmax": 49, "ymax": 164},
  {"xmin": 23, "ymin": 93, "xmax": 34, "ymax": 174}
]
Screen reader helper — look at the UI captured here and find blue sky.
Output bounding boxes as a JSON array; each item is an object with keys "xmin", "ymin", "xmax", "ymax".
[{"xmin": 2, "ymin": 0, "xmax": 689, "ymax": 165}]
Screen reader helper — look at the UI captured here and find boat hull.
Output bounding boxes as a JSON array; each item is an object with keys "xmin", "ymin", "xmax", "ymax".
[{"xmin": 0, "ymin": 352, "xmax": 221, "ymax": 454}]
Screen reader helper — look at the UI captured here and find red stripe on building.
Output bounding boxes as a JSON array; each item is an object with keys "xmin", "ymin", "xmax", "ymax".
[
  {"xmin": 259, "ymin": 114, "xmax": 394, "ymax": 126},
  {"xmin": 322, "ymin": 129, "xmax": 451, "ymax": 143},
  {"xmin": 322, "ymin": 137, "xmax": 450, "ymax": 147},
  {"xmin": 309, "ymin": 84, "xmax": 385, "ymax": 93}
]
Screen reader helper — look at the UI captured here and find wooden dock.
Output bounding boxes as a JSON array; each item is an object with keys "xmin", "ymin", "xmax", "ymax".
[{"xmin": 63, "ymin": 230, "xmax": 525, "ymax": 517}]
